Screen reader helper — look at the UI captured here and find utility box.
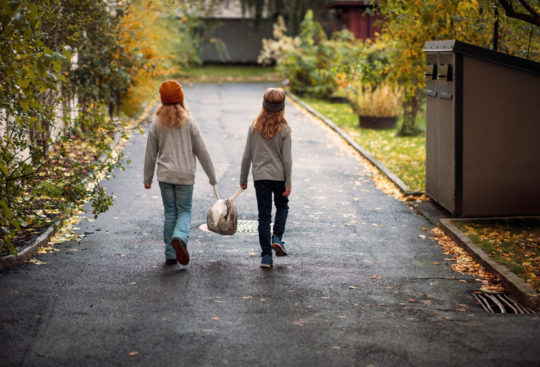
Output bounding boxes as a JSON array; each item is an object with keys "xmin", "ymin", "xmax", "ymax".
[{"xmin": 423, "ymin": 40, "xmax": 540, "ymax": 217}]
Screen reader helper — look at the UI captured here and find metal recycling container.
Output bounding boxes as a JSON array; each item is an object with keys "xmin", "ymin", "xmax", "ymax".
[{"xmin": 423, "ymin": 40, "xmax": 540, "ymax": 217}]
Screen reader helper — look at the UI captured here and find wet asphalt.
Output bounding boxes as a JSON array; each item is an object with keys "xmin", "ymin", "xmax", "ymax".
[{"xmin": 1, "ymin": 83, "xmax": 539, "ymax": 367}]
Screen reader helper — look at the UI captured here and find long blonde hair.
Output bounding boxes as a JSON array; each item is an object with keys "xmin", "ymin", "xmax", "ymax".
[
  {"xmin": 156, "ymin": 102, "xmax": 189, "ymax": 129},
  {"xmin": 252, "ymin": 88, "xmax": 288, "ymax": 139}
]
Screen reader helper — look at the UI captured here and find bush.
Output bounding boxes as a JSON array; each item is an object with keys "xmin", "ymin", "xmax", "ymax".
[
  {"xmin": 260, "ymin": 11, "xmax": 342, "ymax": 98},
  {"xmin": 260, "ymin": 11, "xmax": 392, "ymax": 99},
  {"xmin": 0, "ymin": 1, "xmax": 129, "ymax": 255}
]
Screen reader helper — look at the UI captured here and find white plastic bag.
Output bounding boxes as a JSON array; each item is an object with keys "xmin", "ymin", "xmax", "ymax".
[{"xmin": 206, "ymin": 186, "xmax": 243, "ymax": 235}]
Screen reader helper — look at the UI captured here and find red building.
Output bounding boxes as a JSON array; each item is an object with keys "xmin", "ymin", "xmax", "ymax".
[{"xmin": 324, "ymin": 1, "xmax": 383, "ymax": 41}]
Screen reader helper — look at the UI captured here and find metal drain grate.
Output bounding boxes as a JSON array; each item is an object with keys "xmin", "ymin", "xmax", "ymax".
[
  {"xmin": 472, "ymin": 292, "xmax": 534, "ymax": 314},
  {"xmin": 236, "ymin": 220, "xmax": 259, "ymax": 233},
  {"xmin": 198, "ymin": 220, "xmax": 262, "ymax": 234}
]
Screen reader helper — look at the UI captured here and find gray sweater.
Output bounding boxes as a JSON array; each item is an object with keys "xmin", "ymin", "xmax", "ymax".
[
  {"xmin": 240, "ymin": 124, "xmax": 292, "ymax": 187},
  {"xmin": 144, "ymin": 115, "xmax": 217, "ymax": 186}
]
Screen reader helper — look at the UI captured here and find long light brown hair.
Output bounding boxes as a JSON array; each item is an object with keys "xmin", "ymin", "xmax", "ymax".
[
  {"xmin": 156, "ymin": 102, "xmax": 189, "ymax": 129},
  {"xmin": 252, "ymin": 88, "xmax": 288, "ymax": 139}
]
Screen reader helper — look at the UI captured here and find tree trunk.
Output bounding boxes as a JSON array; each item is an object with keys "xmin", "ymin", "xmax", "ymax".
[{"xmin": 398, "ymin": 92, "xmax": 422, "ymax": 136}]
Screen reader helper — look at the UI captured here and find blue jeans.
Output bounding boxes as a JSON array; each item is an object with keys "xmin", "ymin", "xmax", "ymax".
[
  {"xmin": 159, "ymin": 182, "xmax": 193, "ymax": 260},
  {"xmin": 254, "ymin": 180, "xmax": 289, "ymax": 257}
]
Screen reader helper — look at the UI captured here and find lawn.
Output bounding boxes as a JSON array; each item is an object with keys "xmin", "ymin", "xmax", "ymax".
[
  {"xmin": 453, "ymin": 218, "xmax": 540, "ymax": 292},
  {"xmin": 301, "ymin": 98, "xmax": 426, "ymax": 192},
  {"xmin": 176, "ymin": 65, "xmax": 280, "ymax": 82}
]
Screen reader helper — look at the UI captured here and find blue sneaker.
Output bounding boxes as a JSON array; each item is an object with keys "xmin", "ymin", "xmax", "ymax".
[
  {"xmin": 271, "ymin": 236, "xmax": 287, "ymax": 257},
  {"xmin": 260, "ymin": 254, "xmax": 273, "ymax": 268}
]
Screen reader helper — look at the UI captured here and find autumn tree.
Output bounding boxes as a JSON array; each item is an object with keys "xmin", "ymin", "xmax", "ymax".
[{"xmin": 375, "ymin": 0, "xmax": 539, "ymax": 136}]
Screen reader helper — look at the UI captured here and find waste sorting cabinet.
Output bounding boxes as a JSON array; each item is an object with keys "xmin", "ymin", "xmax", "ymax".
[{"xmin": 423, "ymin": 40, "xmax": 540, "ymax": 217}]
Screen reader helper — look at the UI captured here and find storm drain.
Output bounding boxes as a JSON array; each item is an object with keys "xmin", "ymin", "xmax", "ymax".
[
  {"xmin": 473, "ymin": 292, "xmax": 534, "ymax": 314},
  {"xmin": 198, "ymin": 220, "xmax": 260, "ymax": 234}
]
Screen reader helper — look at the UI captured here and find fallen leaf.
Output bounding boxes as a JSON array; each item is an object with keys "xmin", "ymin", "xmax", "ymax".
[
  {"xmin": 349, "ymin": 286, "xmax": 357, "ymax": 290},
  {"xmin": 29, "ymin": 259, "xmax": 47, "ymax": 265},
  {"xmin": 129, "ymin": 351, "xmax": 139, "ymax": 356},
  {"xmin": 431, "ymin": 262, "xmax": 441, "ymax": 265},
  {"xmin": 292, "ymin": 319, "xmax": 308, "ymax": 326},
  {"xmin": 370, "ymin": 275, "xmax": 383, "ymax": 280},
  {"xmin": 210, "ymin": 316, "xmax": 219, "ymax": 320}
]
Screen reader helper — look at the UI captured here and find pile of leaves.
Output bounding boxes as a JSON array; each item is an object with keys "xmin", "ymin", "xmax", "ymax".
[
  {"xmin": 430, "ymin": 227, "xmax": 505, "ymax": 293},
  {"xmin": 453, "ymin": 219, "xmax": 540, "ymax": 292}
]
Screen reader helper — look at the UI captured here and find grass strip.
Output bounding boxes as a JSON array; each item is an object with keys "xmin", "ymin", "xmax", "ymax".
[{"xmin": 301, "ymin": 98, "xmax": 426, "ymax": 192}]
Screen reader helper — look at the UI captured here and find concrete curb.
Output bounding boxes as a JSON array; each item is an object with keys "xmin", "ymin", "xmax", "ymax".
[
  {"xmin": 0, "ymin": 224, "xmax": 59, "ymax": 271},
  {"xmin": 440, "ymin": 218, "xmax": 539, "ymax": 311},
  {"xmin": 287, "ymin": 91, "xmax": 539, "ymax": 311},
  {"xmin": 0, "ymin": 105, "xmax": 156, "ymax": 272},
  {"xmin": 286, "ymin": 91, "xmax": 423, "ymax": 197}
]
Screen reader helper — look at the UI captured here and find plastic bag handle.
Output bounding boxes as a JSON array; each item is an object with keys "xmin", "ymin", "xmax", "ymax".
[
  {"xmin": 228, "ymin": 188, "xmax": 244, "ymax": 202},
  {"xmin": 213, "ymin": 185, "xmax": 220, "ymax": 200}
]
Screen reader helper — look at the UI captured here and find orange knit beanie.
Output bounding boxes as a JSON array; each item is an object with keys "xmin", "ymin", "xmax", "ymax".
[{"xmin": 159, "ymin": 80, "xmax": 184, "ymax": 105}]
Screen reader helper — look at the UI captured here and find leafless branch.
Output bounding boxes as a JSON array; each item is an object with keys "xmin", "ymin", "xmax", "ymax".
[{"xmin": 497, "ymin": 0, "xmax": 540, "ymax": 26}]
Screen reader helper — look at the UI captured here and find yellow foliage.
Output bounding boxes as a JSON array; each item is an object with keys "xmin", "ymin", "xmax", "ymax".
[
  {"xmin": 117, "ymin": 0, "xmax": 179, "ymax": 116},
  {"xmin": 378, "ymin": 0, "xmax": 539, "ymax": 102}
]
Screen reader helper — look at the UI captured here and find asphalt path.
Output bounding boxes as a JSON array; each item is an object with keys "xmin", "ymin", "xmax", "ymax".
[{"xmin": 1, "ymin": 83, "xmax": 539, "ymax": 367}]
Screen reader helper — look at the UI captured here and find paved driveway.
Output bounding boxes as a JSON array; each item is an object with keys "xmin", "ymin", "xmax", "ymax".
[{"xmin": 1, "ymin": 83, "xmax": 539, "ymax": 367}]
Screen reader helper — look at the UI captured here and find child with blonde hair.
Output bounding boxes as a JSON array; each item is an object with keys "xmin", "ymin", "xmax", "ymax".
[
  {"xmin": 144, "ymin": 80, "xmax": 217, "ymax": 265},
  {"xmin": 240, "ymin": 88, "xmax": 292, "ymax": 268}
]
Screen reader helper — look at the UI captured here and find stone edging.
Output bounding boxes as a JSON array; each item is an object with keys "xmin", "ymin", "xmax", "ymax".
[
  {"xmin": 0, "ymin": 105, "xmax": 156, "ymax": 272},
  {"xmin": 439, "ymin": 218, "xmax": 539, "ymax": 311},
  {"xmin": 288, "ymin": 90, "xmax": 538, "ymax": 311},
  {"xmin": 0, "ymin": 225, "xmax": 58, "ymax": 271},
  {"xmin": 285, "ymin": 91, "xmax": 423, "ymax": 196}
]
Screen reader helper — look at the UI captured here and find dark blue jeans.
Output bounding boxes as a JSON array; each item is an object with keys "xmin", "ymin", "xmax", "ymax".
[{"xmin": 254, "ymin": 180, "xmax": 289, "ymax": 257}]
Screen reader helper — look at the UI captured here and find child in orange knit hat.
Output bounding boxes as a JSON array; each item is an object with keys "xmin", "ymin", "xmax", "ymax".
[{"xmin": 144, "ymin": 80, "xmax": 217, "ymax": 265}]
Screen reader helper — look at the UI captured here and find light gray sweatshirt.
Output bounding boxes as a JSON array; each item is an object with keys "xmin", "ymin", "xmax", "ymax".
[
  {"xmin": 240, "ymin": 124, "xmax": 292, "ymax": 187},
  {"xmin": 144, "ymin": 115, "xmax": 217, "ymax": 186}
]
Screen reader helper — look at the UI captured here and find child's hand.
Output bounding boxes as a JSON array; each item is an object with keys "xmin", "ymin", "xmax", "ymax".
[
  {"xmin": 240, "ymin": 184, "xmax": 247, "ymax": 190},
  {"xmin": 282, "ymin": 187, "xmax": 291, "ymax": 197},
  {"xmin": 144, "ymin": 184, "xmax": 151, "ymax": 189}
]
